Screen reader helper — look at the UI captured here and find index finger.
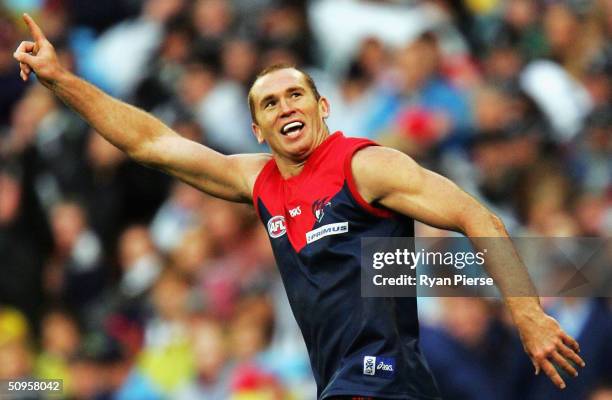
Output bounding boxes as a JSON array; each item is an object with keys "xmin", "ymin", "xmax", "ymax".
[{"xmin": 23, "ymin": 13, "xmax": 46, "ymax": 42}]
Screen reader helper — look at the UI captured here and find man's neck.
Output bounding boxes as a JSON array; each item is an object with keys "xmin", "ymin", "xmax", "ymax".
[
  {"xmin": 274, "ymin": 129, "xmax": 331, "ymax": 179},
  {"xmin": 276, "ymin": 158, "xmax": 308, "ymax": 179}
]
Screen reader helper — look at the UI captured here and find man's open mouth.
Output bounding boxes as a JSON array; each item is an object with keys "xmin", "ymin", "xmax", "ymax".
[{"xmin": 281, "ymin": 121, "xmax": 305, "ymax": 136}]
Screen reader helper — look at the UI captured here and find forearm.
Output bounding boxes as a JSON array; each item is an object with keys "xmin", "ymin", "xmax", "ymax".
[
  {"xmin": 463, "ymin": 214, "xmax": 543, "ymax": 322},
  {"xmin": 50, "ymin": 69, "xmax": 170, "ymax": 161},
  {"xmin": 463, "ymin": 218, "xmax": 584, "ymax": 388}
]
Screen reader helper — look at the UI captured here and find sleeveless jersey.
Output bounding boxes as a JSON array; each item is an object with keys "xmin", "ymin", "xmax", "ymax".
[{"xmin": 252, "ymin": 132, "xmax": 440, "ymax": 399}]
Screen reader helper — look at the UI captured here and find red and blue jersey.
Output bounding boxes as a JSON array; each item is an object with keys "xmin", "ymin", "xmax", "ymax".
[{"xmin": 252, "ymin": 132, "xmax": 440, "ymax": 399}]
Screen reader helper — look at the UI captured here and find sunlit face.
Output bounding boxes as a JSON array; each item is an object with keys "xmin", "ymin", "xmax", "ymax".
[{"xmin": 250, "ymin": 68, "xmax": 330, "ymax": 162}]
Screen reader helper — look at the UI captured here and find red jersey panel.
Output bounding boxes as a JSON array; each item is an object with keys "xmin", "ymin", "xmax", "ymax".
[{"xmin": 253, "ymin": 131, "xmax": 391, "ymax": 253}]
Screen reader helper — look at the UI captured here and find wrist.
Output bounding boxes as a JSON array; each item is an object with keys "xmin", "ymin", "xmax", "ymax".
[
  {"xmin": 506, "ymin": 297, "xmax": 543, "ymax": 325},
  {"xmin": 43, "ymin": 65, "xmax": 70, "ymax": 91}
]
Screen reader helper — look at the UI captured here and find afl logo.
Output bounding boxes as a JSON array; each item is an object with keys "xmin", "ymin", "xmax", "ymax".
[{"xmin": 267, "ymin": 216, "xmax": 287, "ymax": 238}]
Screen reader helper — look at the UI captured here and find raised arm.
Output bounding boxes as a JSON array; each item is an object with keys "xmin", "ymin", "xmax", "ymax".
[
  {"xmin": 351, "ymin": 145, "xmax": 585, "ymax": 389},
  {"xmin": 13, "ymin": 14, "xmax": 268, "ymax": 203}
]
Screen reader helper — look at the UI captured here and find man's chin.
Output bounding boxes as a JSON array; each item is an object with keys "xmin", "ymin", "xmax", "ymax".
[
  {"xmin": 273, "ymin": 127, "xmax": 325, "ymax": 161},
  {"xmin": 286, "ymin": 143, "xmax": 311, "ymax": 160},
  {"xmin": 283, "ymin": 137, "xmax": 314, "ymax": 161}
]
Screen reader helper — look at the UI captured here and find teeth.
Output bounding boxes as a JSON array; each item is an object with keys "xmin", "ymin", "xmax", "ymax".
[{"xmin": 282, "ymin": 121, "xmax": 304, "ymax": 134}]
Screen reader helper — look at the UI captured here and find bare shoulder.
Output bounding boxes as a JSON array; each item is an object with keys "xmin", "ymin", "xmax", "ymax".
[
  {"xmin": 352, "ymin": 145, "xmax": 413, "ymax": 169},
  {"xmin": 351, "ymin": 145, "xmax": 423, "ymax": 202},
  {"xmin": 228, "ymin": 152, "xmax": 273, "ymax": 201}
]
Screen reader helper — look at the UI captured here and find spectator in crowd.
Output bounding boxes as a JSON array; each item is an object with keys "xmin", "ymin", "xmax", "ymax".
[
  {"xmin": 173, "ymin": 316, "xmax": 232, "ymax": 400},
  {"xmin": 150, "ymin": 181, "xmax": 207, "ymax": 253},
  {"xmin": 374, "ymin": 32, "xmax": 472, "ymax": 158},
  {"xmin": 45, "ymin": 200, "xmax": 106, "ymax": 318},
  {"xmin": 35, "ymin": 309, "xmax": 81, "ymax": 394},
  {"xmin": 0, "ymin": 166, "xmax": 51, "ymax": 327},
  {"xmin": 169, "ymin": 226, "xmax": 214, "ymax": 281},
  {"xmin": 421, "ymin": 297, "xmax": 522, "ymax": 400},
  {"xmin": 117, "ymin": 225, "xmax": 163, "ymax": 300},
  {"xmin": 0, "ymin": 307, "xmax": 33, "ymax": 381}
]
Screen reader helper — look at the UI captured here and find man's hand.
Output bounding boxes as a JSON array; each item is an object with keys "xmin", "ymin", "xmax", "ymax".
[
  {"xmin": 13, "ymin": 13, "xmax": 64, "ymax": 87},
  {"xmin": 515, "ymin": 308, "xmax": 585, "ymax": 389}
]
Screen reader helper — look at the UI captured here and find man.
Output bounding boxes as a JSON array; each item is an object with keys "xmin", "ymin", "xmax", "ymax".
[{"xmin": 14, "ymin": 14, "xmax": 584, "ymax": 400}]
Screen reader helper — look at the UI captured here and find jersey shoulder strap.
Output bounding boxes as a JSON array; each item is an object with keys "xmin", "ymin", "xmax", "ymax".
[{"xmin": 252, "ymin": 157, "xmax": 280, "ymax": 218}]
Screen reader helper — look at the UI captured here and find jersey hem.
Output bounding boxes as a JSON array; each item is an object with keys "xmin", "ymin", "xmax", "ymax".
[{"xmin": 321, "ymin": 389, "xmax": 442, "ymax": 400}]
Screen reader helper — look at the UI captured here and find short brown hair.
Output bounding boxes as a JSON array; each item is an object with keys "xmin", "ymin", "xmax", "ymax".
[{"xmin": 247, "ymin": 63, "xmax": 321, "ymax": 123}]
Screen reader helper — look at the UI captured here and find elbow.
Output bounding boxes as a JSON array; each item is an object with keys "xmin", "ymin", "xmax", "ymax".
[
  {"xmin": 126, "ymin": 134, "xmax": 163, "ymax": 166},
  {"xmin": 127, "ymin": 144, "xmax": 150, "ymax": 164},
  {"xmin": 488, "ymin": 213, "xmax": 507, "ymax": 234}
]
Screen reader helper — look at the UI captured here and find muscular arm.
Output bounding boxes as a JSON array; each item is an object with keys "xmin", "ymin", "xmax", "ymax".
[
  {"xmin": 13, "ymin": 14, "xmax": 267, "ymax": 203},
  {"xmin": 47, "ymin": 72, "xmax": 267, "ymax": 202},
  {"xmin": 351, "ymin": 145, "xmax": 585, "ymax": 388}
]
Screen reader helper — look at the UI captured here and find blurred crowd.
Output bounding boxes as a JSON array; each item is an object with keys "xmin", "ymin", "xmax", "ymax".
[{"xmin": 0, "ymin": 0, "xmax": 611, "ymax": 399}]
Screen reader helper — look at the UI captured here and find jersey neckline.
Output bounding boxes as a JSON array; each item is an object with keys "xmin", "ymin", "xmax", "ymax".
[{"xmin": 278, "ymin": 131, "xmax": 343, "ymax": 183}]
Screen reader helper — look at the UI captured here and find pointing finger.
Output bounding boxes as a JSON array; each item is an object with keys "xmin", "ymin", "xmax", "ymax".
[{"xmin": 23, "ymin": 13, "xmax": 46, "ymax": 43}]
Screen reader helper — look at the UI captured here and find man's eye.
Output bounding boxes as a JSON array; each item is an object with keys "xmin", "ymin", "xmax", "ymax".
[
  {"xmin": 265, "ymin": 101, "xmax": 276, "ymax": 108},
  {"xmin": 292, "ymin": 92, "xmax": 302, "ymax": 98}
]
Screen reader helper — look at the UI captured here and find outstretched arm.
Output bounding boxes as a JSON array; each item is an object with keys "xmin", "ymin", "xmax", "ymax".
[
  {"xmin": 351, "ymin": 145, "xmax": 585, "ymax": 389},
  {"xmin": 13, "ymin": 14, "xmax": 268, "ymax": 203}
]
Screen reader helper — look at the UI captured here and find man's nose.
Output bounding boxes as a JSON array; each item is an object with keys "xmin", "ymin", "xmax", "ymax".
[{"xmin": 279, "ymin": 98, "xmax": 295, "ymax": 117}]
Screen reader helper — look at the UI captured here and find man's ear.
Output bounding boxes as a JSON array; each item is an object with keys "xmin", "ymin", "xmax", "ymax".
[
  {"xmin": 319, "ymin": 97, "xmax": 330, "ymax": 119},
  {"xmin": 252, "ymin": 123, "xmax": 264, "ymax": 144}
]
